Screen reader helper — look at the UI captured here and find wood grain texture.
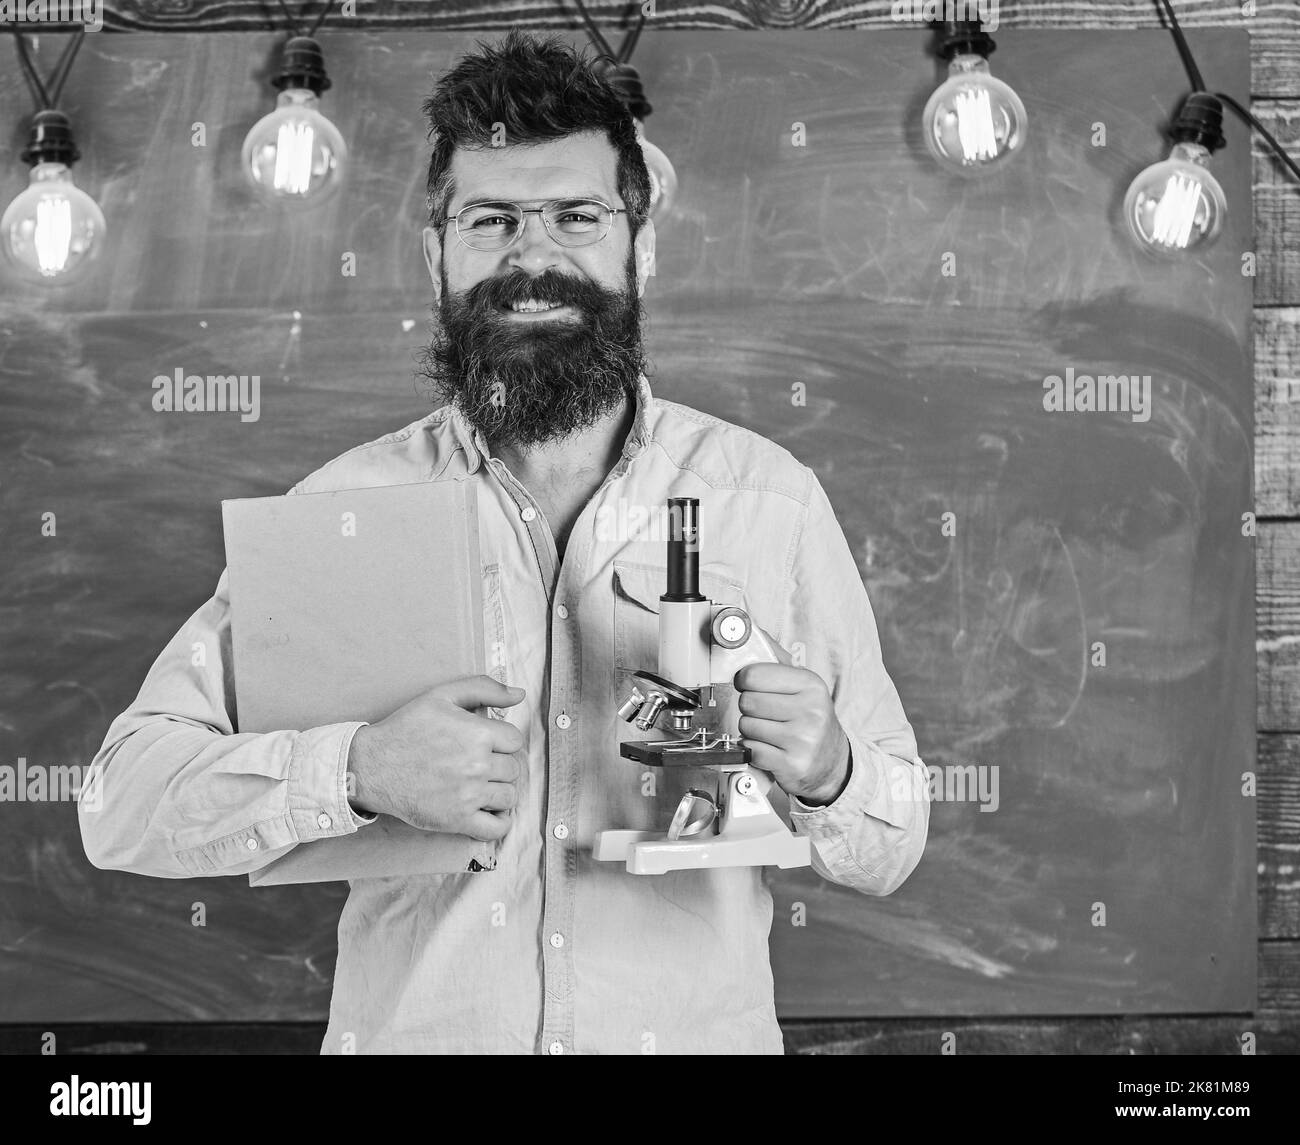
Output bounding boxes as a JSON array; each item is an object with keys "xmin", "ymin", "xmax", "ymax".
[
  {"xmin": 1250, "ymin": 104, "xmax": 1300, "ymax": 309},
  {"xmin": 1258, "ymin": 732, "xmax": 1298, "ymax": 939},
  {"xmin": 1258, "ymin": 524, "xmax": 1300, "ymax": 732},
  {"xmin": 1255, "ymin": 309, "xmax": 1300, "ymax": 518}
]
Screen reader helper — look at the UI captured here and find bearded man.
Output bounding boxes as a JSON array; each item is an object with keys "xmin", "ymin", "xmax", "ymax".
[{"xmin": 81, "ymin": 29, "xmax": 929, "ymax": 1055}]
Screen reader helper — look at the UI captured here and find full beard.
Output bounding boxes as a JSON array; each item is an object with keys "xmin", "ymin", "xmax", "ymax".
[{"xmin": 416, "ymin": 246, "xmax": 647, "ymax": 452}]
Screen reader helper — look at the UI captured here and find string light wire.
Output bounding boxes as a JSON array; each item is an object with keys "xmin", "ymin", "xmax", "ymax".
[{"xmin": 1156, "ymin": 0, "xmax": 1298, "ymax": 181}]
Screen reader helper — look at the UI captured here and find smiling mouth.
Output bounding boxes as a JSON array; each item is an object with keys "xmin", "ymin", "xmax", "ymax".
[{"xmin": 505, "ymin": 298, "xmax": 568, "ymax": 314}]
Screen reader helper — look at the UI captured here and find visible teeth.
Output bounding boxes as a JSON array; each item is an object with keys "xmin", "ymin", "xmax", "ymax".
[{"xmin": 510, "ymin": 299, "xmax": 561, "ymax": 313}]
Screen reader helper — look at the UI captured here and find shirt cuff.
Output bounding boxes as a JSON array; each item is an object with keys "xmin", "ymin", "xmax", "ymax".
[
  {"xmin": 288, "ymin": 721, "xmax": 374, "ymax": 840},
  {"xmin": 788, "ymin": 725, "xmax": 920, "ymax": 832},
  {"xmin": 788, "ymin": 731, "xmax": 875, "ymax": 824}
]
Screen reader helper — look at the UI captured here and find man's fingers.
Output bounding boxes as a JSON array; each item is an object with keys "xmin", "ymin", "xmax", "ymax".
[
  {"xmin": 437, "ymin": 674, "xmax": 527, "ymax": 712},
  {"xmin": 482, "ymin": 716, "xmax": 525, "ymax": 754},
  {"xmin": 738, "ymin": 714, "xmax": 792, "ymax": 749},
  {"xmin": 479, "ymin": 781, "xmax": 518, "ymax": 812},
  {"xmin": 734, "ymin": 661, "xmax": 809, "ymax": 695},
  {"xmin": 485, "ymin": 750, "xmax": 523, "ymax": 783},
  {"xmin": 465, "ymin": 810, "xmax": 513, "ymax": 842},
  {"xmin": 744, "ymin": 741, "xmax": 785, "ymax": 776},
  {"xmin": 737, "ymin": 688, "xmax": 802, "ymax": 721}
]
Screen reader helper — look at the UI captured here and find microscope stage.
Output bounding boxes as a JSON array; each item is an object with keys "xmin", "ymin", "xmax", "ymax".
[{"xmin": 620, "ymin": 739, "xmax": 752, "ymax": 768}]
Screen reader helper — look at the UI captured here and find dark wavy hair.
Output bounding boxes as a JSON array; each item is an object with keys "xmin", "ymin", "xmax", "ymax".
[{"xmin": 422, "ymin": 29, "xmax": 651, "ymax": 239}]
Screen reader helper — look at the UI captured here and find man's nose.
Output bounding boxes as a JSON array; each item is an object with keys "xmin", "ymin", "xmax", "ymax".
[{"xmin": 506, "ymin": 212, "xmax": 563, "ymax": 271}]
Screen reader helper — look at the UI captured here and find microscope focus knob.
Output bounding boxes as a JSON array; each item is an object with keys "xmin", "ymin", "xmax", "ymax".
[{"xmin": 711, "ymin": 606, "xmax": 751, "ymax": 649}]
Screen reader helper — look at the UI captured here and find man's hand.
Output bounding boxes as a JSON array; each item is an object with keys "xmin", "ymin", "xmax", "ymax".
[
  {"xmin": 734, "ymin": 632, "xmax": 851, "ymax": 807},
  {"xmin": 347, "ymin": 675, "xmax": 527, "ymax": 841}
]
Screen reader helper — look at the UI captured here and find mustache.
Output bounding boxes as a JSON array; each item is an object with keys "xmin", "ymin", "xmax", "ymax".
[{"xmin": 465, "ymin": 268, "xmax": 615, "ymax": 313}]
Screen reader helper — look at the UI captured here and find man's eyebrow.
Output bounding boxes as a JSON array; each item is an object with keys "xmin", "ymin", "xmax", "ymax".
[{"xmin": 452, "ymin": 194, "xmax": 612, "ymax": 211}]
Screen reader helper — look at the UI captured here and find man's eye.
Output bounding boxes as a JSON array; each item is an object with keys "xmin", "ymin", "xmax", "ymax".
[
  {"xmin": 471, "ymin": 214, "xmax": 515, "ymax": 229},
  {"xmin": 553, "ymin": 211, "xmax": 601, "ymax": 233}
]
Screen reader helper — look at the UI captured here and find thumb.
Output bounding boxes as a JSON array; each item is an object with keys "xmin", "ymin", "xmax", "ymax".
[{"xmin": 436, "ymin": 674, "xmax": 526, "ymax": 711}]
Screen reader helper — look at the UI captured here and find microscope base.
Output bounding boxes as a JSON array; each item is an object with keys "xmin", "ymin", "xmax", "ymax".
[{"xmin": 593, "ymin": 828, "xmax": 811, "ymax": 874}]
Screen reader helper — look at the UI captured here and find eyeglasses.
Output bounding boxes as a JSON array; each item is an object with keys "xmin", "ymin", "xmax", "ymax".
[{"xmin": 441, "ymin": 198, "xmax": 629, "ymax": 252}]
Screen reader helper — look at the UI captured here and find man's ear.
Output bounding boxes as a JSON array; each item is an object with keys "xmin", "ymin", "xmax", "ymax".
[
  {"xmin": 633, "ymin": 217, "xmax": 656, "ymax": 298},
  {"xmin": 422, "ymin": 225, "xmax": 443, "ymax": 305}
]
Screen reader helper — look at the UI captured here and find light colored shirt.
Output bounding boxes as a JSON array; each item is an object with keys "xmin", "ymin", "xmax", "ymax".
[{"xmin": 79, "ymin": 372, "xmax": 930, "ymax": 1054}]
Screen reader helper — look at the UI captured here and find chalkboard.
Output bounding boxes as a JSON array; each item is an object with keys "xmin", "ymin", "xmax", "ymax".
[{"xmin": 0, "ymin": 28, "xmax": 1253, "ymax": 1020}]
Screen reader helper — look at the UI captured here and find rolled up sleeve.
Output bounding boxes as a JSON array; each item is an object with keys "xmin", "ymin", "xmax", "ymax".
[
  {"xmin": 779, "ymin": 469, "xmax": 930, "ymax": 896},
  {"xmin": 78, "ymin": 566, "xmax": 373, "ymax": 879}
]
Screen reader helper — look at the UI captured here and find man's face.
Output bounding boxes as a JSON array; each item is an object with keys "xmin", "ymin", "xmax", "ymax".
[{"xmin": 418, "ymin": 129, "xmax": 656, "ymax": 451}]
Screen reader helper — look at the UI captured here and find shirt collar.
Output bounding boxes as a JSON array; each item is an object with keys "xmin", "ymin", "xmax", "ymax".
[{"xmin": 446, "ymin": 372, "xmax": 654, "ymax": 475}]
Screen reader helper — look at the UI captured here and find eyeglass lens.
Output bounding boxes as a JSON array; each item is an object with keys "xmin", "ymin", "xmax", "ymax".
[{"xmin": 456, "ymin": 200, "xmax": 612, "ymax": 250}]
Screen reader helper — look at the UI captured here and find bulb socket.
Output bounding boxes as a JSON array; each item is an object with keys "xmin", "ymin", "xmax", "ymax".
[
  {"xmin": 1169, "ymin": 91, "xmax": 1226, "ymax": 153},
  {"xmin": 592, "ymin": 58, "xmax": 652, "ymax": 120},
  {"xmin": 20, "ymin": 109, "xmax": 80, "ymax": 167},
  {"xmin": 937, "ymin": 19, "xmax": 996, "ymax": 61},
  {"xmin": 272, "ymin": 35, "xmax": 332, "ymax": 96}
]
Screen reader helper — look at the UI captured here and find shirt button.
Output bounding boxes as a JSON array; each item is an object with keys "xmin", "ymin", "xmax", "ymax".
[
  {"xmin": 521, "ymin": 506, "xmax": 537, "ymax": 522},
  {"xmin": 550, "ymin": 932, "xmax": 565, "ymax": 948},
  {"xmin": 317, "ymin": 812, "xmax": 332, "ymax": 830},
  {"xmin": 548, "ymin": 1041, "xmax": 564, "ymax": 1055},
  {"xmin": 553, "ymin": 821, "xmax": 569, "ymax": 840},
  {"xmin": 245, "ymin": 837, "xmax": 259, "ymax": 851},
  {"xmin": 555, "ymin": 713, "xmax": 572, "ymax": 730},
  {"xmin": 555, "ymin": 604, "xmax": 569, "ymax": 620}
]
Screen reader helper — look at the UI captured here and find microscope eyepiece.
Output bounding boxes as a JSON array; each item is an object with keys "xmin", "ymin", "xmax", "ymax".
[{"xmin": 662, "ymin": 497, "xmax": 705, "ymax": 603}]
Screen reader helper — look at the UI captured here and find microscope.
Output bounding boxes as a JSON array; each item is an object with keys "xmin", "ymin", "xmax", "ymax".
[{"xmin": 593, "ymin": 497, "xmax": 812, "ymax": 875}]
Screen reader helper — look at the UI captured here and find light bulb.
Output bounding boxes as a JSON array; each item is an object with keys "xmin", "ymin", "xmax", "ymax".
[
  {"xmin": 242, "ymin": 87, "xmax": 347, "ymax": 205},
  {"xmin": 923, "ymin": 54, "xmax": 1027, "ymax": 174},
  {"xmin": 242, "ymin": 36, "xmax": 346, "ymax": 207},
  {"xmin": 1122, "ymin": 94, "xmax": 1228, "ymax": 259},
  {"xmin": 1123, "ymin": 142, "xmax": 1226, "ymax": 257},
  {"xmin": 2, "ymin": 109, "xmax": 106, "ymax": 286},
  {"xmin": 635, "ymin": 120, "xmax": 677, "ymax": 219}
]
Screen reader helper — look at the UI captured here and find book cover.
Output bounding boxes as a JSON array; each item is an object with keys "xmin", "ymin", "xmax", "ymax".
[{"xmin": 219, "ymin": 478, "xmax": 498, "ymax": 885}]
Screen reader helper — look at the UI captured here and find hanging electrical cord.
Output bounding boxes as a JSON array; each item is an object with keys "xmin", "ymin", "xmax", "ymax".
[
  {"xmin": 569, "ymin": 0, "xmax": 676, "ymax": 217},
  {"xmin": 273, "ymin": 0, "xmax": 336, "ymax": 38},
  {"xmin": 572, "ymin": 0, "xmax": 645, "ymax": 70},
  {"xmin": 1156, "ymin": 0, "xmax": 1206, "ymax": 94},
  {"xmin": 1215, "ymin": 90, "xmax": 1300, "ymax": 183},
  {"xmin": 1157, "ymin": 0, "xmax": 1298, "ymax": 182},
  {"xmin": 573, "ymin": 0, "xmax": 652, "ymax": 115},
  {"xmin": 8, "ymin": 27, "xmax": 86, "ymax": 113}
]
